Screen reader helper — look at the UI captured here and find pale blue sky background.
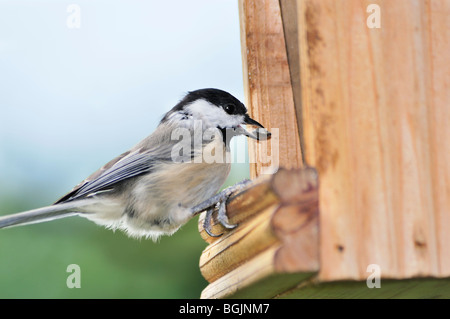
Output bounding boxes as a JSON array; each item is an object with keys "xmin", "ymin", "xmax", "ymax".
[
  {"xmin": 0, "ymin": 0, "xmax": 248, "ymax": 206},
  {"xmin": 0, "ymin": 0, "xmax": 248, "ymax": 298}
]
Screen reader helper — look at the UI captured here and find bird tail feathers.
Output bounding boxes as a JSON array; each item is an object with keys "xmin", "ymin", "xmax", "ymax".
[{"xmin": 0, "ymin": 201, "xmax": 85, "ymax": 229}]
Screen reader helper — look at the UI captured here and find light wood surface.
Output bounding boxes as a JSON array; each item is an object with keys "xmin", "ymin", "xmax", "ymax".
[
  {"xmin": 198, "ymin": 167, "xmax": 320, "ymax": 298},
  {"xmin": 239, "ymin": 0, "xmax": 303, "ymax": 178},
  {"xmin": 297, "ymin": 0, "xmax": 450, "ymax": 280},
  {"xmin": 198, "ymin": 0, "xmax": 450, "ymax": 298}
]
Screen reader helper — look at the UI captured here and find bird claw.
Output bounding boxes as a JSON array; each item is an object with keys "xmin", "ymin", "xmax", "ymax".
[
  {"xmin": 217, "ymin": 200, "xmax": 237, "ymax": 230},
  {"xmin": 196, "ymin": 179, "xmax": 252, "ymax": 238},
  {"xmin": 203, "ymin": 200, "xmax": 238, "ymax": 238},
  {"xmin": 203, "ymin": 207, "xmax": 222, "ymax": 237}
]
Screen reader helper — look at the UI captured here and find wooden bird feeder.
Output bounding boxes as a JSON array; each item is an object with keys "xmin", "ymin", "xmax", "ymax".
[{"xmin": 198, "ymin": 0, "xmax": 450, "ymax": 298}]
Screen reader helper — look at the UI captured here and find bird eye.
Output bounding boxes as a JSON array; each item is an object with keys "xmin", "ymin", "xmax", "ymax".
[{"xmin": 224, "ymin": 103, "xmax": 235, "ymax": 115}]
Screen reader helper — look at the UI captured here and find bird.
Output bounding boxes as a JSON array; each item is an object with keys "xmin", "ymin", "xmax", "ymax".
[{"xmin": 0, "ymin": 88, "xmax": 271, "ymax": 241}]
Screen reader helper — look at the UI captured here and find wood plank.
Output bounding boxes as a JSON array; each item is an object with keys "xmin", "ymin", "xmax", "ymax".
[
  {"xmin": 198, "ymin": 174, "xmax": 276, "ymax": 244},
  {"xmin": 198, "ymin": 167, "xmax": 320, "ymax": 298},
  {"xmin": 201, "ymin": 247, "xmax": 316, "ymax": 299},
  {"xmin": 239, "ymin": 0, "xmax": 303, "ymax": 178},
  {"xmin": 279, "ymin": 0, "xmax": 306, "ymax": 165},
  {"xmin": 297, "ymin": 0, "xmax": 450, "ymax": 280},
  {"xmin": 199, "ymin": 204, "xmax": 279, "ymax": 283},
  {"xmin": 276, "ymin": 277, "xmax": 450, "ymax": 299}
]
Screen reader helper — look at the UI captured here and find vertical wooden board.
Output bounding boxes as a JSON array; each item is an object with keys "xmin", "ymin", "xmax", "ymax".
[
  {"xmin": 279, "ymin": 0, "xmax": 306, "ymax": 165},
  {"xmin": 239, "ymin": 0, "xmax": 303, "ymax": 179},
  {"xmin": 427, "ymin": 0, "xmax": 450, "ymax": 276},
  {"xmin": 298, "ymin": 0, "xmax": 450, "ymax": 280},
  {"xmin": 298, "ymin": 0, "xmax": 360, "ymax": 280}
]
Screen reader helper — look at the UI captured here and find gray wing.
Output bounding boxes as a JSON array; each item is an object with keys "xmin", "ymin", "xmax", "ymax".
[
  {"xmin": 55, "ymin": 148, "xmax": 155, "ymax": 203},
  {"xmin": 54, "ymin": 140, "xmax": 178, "ymax": 204},
  {"xmin": 54, "ymin": 122, "xmax": 207, "ymax": 204}
]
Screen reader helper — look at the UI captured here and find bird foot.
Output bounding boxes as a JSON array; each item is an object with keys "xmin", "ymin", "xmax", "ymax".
[{"xmin": 192, "ymin": 179, "xmax": 251, "ymax": 237}]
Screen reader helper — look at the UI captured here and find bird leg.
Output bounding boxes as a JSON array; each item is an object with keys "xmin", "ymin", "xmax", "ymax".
[{"xmin": 191, "ymin": 179, "xmax": 251, "ymax": 237}]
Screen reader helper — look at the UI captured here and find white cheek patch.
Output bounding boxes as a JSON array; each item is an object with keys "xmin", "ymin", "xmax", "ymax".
[{"xmin": 185, "ymin": 100, "xmax": 244, "ymax": 128}]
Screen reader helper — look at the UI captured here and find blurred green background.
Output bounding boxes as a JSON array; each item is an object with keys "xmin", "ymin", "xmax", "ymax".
[
  {"xmin": 0, "ymin": 167, "xmax": 248, "ymax": 298},
  {"xmin": 0, "ymin": 0, "xmax": 249, "ymax": 298}
]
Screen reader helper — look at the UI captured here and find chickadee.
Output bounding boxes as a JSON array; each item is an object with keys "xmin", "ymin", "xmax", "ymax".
[{"xmin": 0, "ymin": 88, "xmax": 271, "ymax": 240}]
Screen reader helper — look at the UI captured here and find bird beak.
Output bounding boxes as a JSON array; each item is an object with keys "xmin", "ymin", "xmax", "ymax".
[
  {"xmin": 244, "ymin": 114, "xmax": 263, "ymax": 128},
  {"xmin": 238, "ymin": 114, "xmax": 271, "ymax": 140}
]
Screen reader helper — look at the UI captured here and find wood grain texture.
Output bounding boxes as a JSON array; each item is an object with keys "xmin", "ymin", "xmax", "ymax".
[
  {"xmin": 279, "ymin": 0, "xmax": 306, "ymax": 164},
  {"xmin": 198, "ymin": 174, "xmax": 276, "ymax": 244},
  {"xmin": 297, "ymin": 0, "xmax": 450, "ymax": 280},
  {"xmin": 200, "ymin": 248, "xmax": 316, "ymax": 299},
  {"xmin": 276, "ymin": 277, "xmax": 450, "ymax": 299},
  {"xmin": 239, "ymin": 0, "xmax": 303, "ymax": 178},
  {"xmin": 200, "ymin": 205, "xmax": 279, "ymax": 282},
  {"xmin": 198, "ymin": 168, "xmax": 319, "ymax": 298}
]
